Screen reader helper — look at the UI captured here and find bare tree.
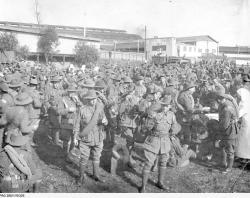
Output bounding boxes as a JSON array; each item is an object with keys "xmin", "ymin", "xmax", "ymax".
[{"xmin": 34, "ymin": 0, "xmax": 41, "ymax": 25}]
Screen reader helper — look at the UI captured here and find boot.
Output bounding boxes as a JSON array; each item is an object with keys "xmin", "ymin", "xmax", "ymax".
[
  {"xmin": 77, "ymin": 164, "xmax": 86, "ymax": 185},
  {"xmin": 33, "ymin": 181, "xmax": 40, "ymax": 193},
  {"xmin": 227, "ymin": 157, "xmax": 234, "ymax": 170},
  {"xmin": 127, "ymin": 155, "xmax": 136, "ymax": 169},
  {"xmin": 138, "ymin": 170, "xmax": 150, "ymax": 193},
  {"xmin": 62, "ymin": 140, "xmax": 70, "ymax": 156},
  {"xmin": 127, "ymin": 146, "xmax": 136, "ymax": 169},
  {"xmin": 156, "ymin": 167, "xmax": 168, "ymax": 191},
  {"xmin": 110, "ymin": 157, "xmax": 118, "ymax": 175},
  {"xmin": 93, "ymin": 161, "xmax": 104, "ymax": 183}
]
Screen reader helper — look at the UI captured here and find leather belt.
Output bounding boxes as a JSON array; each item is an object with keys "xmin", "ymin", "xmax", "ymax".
[{"xmin": 150, "ymin": 132, "xmax": 169, "ymax": 138}]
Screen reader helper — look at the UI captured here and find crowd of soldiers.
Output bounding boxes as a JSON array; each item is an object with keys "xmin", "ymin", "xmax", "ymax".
[{"xmin": 0, "ymin": 58, "xmax": 249, "ymax": 193}]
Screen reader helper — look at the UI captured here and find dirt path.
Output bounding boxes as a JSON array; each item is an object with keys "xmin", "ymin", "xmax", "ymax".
[{"xmin": 32, "ymin": 123, "xmax": 250, "ymax": 193}]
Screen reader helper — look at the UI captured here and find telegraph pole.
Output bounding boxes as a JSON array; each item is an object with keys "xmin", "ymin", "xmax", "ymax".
[
  {"xmin": 83, "ymin": 12, "xmax": 87, "ymax": 37},
  {"xmin": 144, "ymin": 25, "xmax": 147, "ymax": 62}
]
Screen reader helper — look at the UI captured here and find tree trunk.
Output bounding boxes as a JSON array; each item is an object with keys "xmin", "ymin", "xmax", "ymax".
[{"xmin": 45, "ymin": 53, "xmax": 48, "ymax": 64}]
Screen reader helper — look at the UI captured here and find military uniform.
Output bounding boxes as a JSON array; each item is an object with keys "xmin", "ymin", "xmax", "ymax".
[
  {"xmin": 133, "ymin": 75, "xmax": 146, "ymax": 100},
  {"xmin": 73, "ymin": 92, "xmax": 107, "ymax": 183},
  {"xmin": 218, "ymin": 99, "xmax": 238, "ymax": 172},
  {"xmin": 177, "ymin": 85, "xmax": 197, "ymax": 143},
  {"xmin": 0, "ymin": 134, "xmax": 42, "ymax": 193},
  {"xmin": 143, "ymin": 106, "xmax": 179, "ymax": 169},
  {"xmin": 118, "ymin": 95, "xmax": 139, "ymax": 166},
  {"xmin": 22, "ymin": 86, "xmax": 42, "ymax": 146},
  {"xmin": 0, "ymin": 106, "xmax": 34, "ymax": 136},
  {"xmin": 47, "ymin": 82, "xmax": 65, "ymax": 145},
  {"xmin": 139, "ymin": 103, "xmax": 179, "ymax": 192},
  {"xmin": 60, "ymin": 95, "xmax": 76, "ymax": 154}
]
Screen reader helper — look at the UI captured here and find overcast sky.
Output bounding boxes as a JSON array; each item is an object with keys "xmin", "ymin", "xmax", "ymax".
[{"xmin": 0, "ymin": 0, "xmax": 249, "ymax": 46}]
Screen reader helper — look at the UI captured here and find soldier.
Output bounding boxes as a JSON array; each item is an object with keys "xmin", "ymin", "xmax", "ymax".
[
  {"xmin": 60, "ymin": 88, "xmax": 77, "ymax": 155},
  {"xmin": 157, "ymin": 74, "xmax": 167, "ymax": 89},
  {"xmin": 20, "ymin": 78, "xmax": 42, "ymax": 146},
  {"xmin": 139, "ymin": 98, "xmax": 179, "ymax": 193},
  {"xmin": 0, "ymin": 133, "xmax": 42, "ymax": 193},
  {"xmin": 120, "ymin": 76, "xmax": 134, "ymax": 96},
  {"xmin": 138, "ymin": 84, "xmax": 163, "ymax": 142},
  {"xmin": 47, "ymin": 76, "xmax": 64, "ymax": 146},
  {"xmin": 94, "ymin": 80, "xmax": 108, "ymax": 105},
  {"xmin": 80, "ymin": 78, "xmax": 96, "ymax": 92},
  {"xmin": 133, "ymin": 75, "xmax": 146, "ymax": 100},
  {"xmin": 177, "ymin": 81, "xmax": 205, "ymax": 143},
  {"xmin": 73, "ymin": 90, "xmax": 108, "ymax": 184},
  {"xmin": 163, "ymin": 78, "xmax": 179, "ymax": 112},
  {"xmin": 106, "ymin": 75, "xmax": 120, "ymax": 105},
  {"xmin": 214, "ymin": 86, "xmax": 239, "ymax": 173},
  {"xmin": 0, "ymin": 95, "xmax": 36, "ymax": 138},
  {"xmin": 138, "ymin": 85, "xmax": 157, "ymax": 114},
  {"xmin": 118, "ymin": 90, "xmax": 139, "ymax": 168},
  {"xmin": 13, "ymin": 92, "xmax": 40, "ymax": 150}
]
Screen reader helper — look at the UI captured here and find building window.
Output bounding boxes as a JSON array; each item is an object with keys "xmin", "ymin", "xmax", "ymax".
[
  {"xmin": 194, "ymin": 47, "xmax": 196, "ymax": 52},
  {"xmin": 205, "ymin": 49, "xmax": 209, "ymax": 53},
  {"xmin": 189, "ymin": 47, "xmax": 192, "ymax": 52},
  {"xmin": 183, "ymin": 46, "xmax": 187, "ymax": 51},
  {"xmin": 198, "ymin": 49, "xmax": 202, "ymax": 53},
  {"xmin": 212, "ymin": 49, "xmax": 216, "ymax": 54},
  {"xmin": 152, "ymin": 45, "xmax": 166, "ymax": 51}
]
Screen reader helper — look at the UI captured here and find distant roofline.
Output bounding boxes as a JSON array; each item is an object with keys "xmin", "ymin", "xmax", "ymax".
[
  {"xmin": 0, "ymin": 20, "xmax": 127, "ymax": 33},
  {"xmin": 220, "ymin": 45, "xmax": 250, "ymax": 48},
  {"xmin": 114, "ymin": 35, "xmax": 219, "ymax": 43},
  {"xmin": 146, "ymin": 36, "xmax": 174, "ymax": 40},
  {"xmin": 219, "ymin": 46, "xmax": 250, "ymax": 54},
  {"xmin": 0, "ymin": 25, "xmax": 101, "ymax": 42},
  {"xmin": 176, "ymin": 35, "xmax": 219, "ymax": 43}
]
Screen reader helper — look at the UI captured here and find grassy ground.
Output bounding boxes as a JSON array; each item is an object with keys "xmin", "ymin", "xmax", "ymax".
[{"xmin": 33, "ymin": 122, "xmax": 250, "ymax": 193}]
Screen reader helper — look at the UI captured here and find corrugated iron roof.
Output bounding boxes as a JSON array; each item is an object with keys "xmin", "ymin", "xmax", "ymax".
[
  {"xmin": 219, "ymin": 46, "xmax": 250, "ymax": 54},
  {"xmin": 176, "ymin": 35, "xmax": 218, "ymax": 43}
]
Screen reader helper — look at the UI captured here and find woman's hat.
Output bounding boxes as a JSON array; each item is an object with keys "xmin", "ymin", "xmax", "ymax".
[{"xmin": 14, "ymin": 92, "xmax": 33, "ymax": 106}]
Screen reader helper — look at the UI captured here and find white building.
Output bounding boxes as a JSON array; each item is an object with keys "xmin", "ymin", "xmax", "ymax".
[
  {"xmin": 116, "ymin": 35, "xmax": 219, "ymax": 61},
  {"xmin": 176, "ymin": 35, "xmax": 219, "ymax": 59},
  {"xmin": 145, "ymin": 37, "xmax": 177, "ymax": 57},
  {"xmin": 219, "ymin": 46, "xmax": 250, "ymax": 66},
  {"xmin": 16, "ymin": 33, "xmax": 100, "ymax": 54}
]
